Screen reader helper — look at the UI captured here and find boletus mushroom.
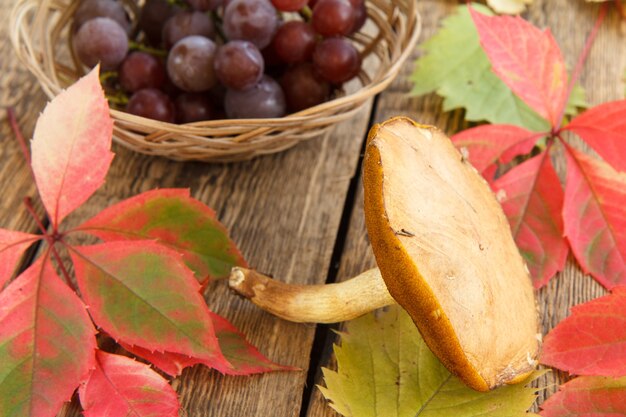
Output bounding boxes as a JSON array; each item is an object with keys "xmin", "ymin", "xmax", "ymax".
[{"xmin": 229, "ymin": 117, "xmax": 540, "ymax": 392}]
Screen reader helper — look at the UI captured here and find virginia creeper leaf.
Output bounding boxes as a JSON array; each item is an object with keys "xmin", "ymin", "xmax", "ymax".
[
  {"xmin": 122, "ymin": 311, "xmax": 293, "ymax": 376},
  {"xmin": 470, "ymin": 7, "xmax": 569, "ymax": 127},
  {"xmin": 79, "ymin": 351, "xmax": 180, "ymax": 417},
  {"xmin": 0, "ymin": 229, "xmax": 40, "ymax": 288},
  {"xmin": 563, "ymin": 146, "xmax": 626, "ymax": 289},
  {"xmin": 320, "ymin": 305, "xmax": 541, "ymax": 417},
  {"xmin": 69, "ymin": 240, "xmax": 233, "ymax": 372},
  {"xmin": 541, "ymin": 287, "xmax": 626, "ymax": 377},
  {"xmin": 76, "ymin": 188, "xmax": 246, "ymax": 282},
  {"xmin": 31, "ymin": 67, "xmax": 114, "ymax": 227},
  {"xmin": 411, "ymin": 4, "xmax": 551, "ymax": 131},
  {"xmin": 451, "ymin": 124, "xmax": 540, "ymax": 181},
  {"xmin": 564, "ymin": 99, "xmax": 626, "ymax": 172},
  {"xmin": 539, "ymin": 376, "xmax": 626, "ymax": 417},
  {"xmin": 492, "ymin": 152, "xmax": 568, "ymax": 287},
  {"xmin": 0, "ymin": 256, "xmax": 96, "ymax": 417}
]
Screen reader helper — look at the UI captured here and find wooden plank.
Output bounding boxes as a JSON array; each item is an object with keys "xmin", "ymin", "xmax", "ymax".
[
  {"xmin": 0, "ymin": 0, "xmax": 48, "ymax": 257},
  {"xmin": 51, "ymin": 98, "xmax": 371, "ymax": 416},
  {"xmin": 306, "ymin": 0, "xmax": 625, "ymax": 415}
]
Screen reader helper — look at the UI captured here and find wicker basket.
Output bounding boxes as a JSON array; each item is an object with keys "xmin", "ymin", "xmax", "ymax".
[{"xmin": 10, "ymin": 0, "xmax": 421, "ymax": 162}]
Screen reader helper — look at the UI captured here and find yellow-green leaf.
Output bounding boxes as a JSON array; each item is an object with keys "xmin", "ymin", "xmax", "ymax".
[{"xmin": 319, "ymin": 305, "xmax": 542, "ymax": 417}]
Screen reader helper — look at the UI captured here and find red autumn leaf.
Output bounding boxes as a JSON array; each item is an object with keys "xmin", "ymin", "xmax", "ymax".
[
  {"xmin": 69, "ymin": 240, "xmax": 232, "ymax": 372},
  {"xmin": 30, "ymin": 67, "xmax": 114, "ymax": 227},
  {"xmin": 541, "ymin": 287, "xmax": 626, "ymax": 377},
  {"xmin": 451, "ymin": 124, "xmax": 541, "ymax": 181},
  {"xmin": 76, "ymin": 188, "xmax": 246, "ymax": 283},
  {"xmin": 563, "ymin": 99, "xmax": 626, "ymax": 173},
  {"xmin": 492, "ymin": 151, "xmax": 568, "ymax": 287},
  {"xmin": 539, "ymin": 375, "xmax": 626, "ymax": 417},
  {"xmin": 79, "ymin": 351, "xmax": 180, "ymax": 417},
  {"xmin": 563, "ymin": 146, "xmax": 626, "ymax": 289},
  {"xmin": 0, "ymin": 229, "xmax": 40, "ymax": 288},
  {"xmin": 470, "ymin": 7, "xmax": 568, "ymax": 127},
  {"xmin": 0, "ymin": 256, "xmax": 96, "ymax": 417},
  {"xmin": 122, "ymin": 311, "xmax": 294, "ymax": 376}
]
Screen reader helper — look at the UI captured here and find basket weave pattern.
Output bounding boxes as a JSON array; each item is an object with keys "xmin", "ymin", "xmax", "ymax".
[{"xmin": 11, "ymin": 0, "xmax": 421, "ymax": 162}]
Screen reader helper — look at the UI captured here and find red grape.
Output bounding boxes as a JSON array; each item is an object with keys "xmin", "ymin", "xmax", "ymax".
[
  {"xmin": 271, "ymin": 21, "xmax": 316, "ymax": 64},
  {"xmin": 73, "ymin": 0, "xmax": 130, "ymax": 34},
  {"xmin": 223, "ymin": 0, "xmax": 278, "ymax": 49},
  {"xmin": 186, "ymin": 0, "xmax": 223, "ymax": 11},
  {"xmin": 139, "ymin": 0, "xmax": 180, "ymax": 45},
  {"xmin": 126, "ymin": 88, "xmax": 176, "ymax": 122},
  {"xmin": 74, "ymin": 17, "xmax": 128, "ymax": 70},
  {"xmin": 119, "ymin": 51, "xmax": 166, "ymax": 92},
  {"xmin": 175, "ymin": 93, "xmax": 214, "ymax": 122},
  {"xmin": 313, "ymin": 37, "xmax": 360, "ymax": 84},
  {"xmin": 167, "ymin": 36, "xmax": 218, "ymax": 92},
  {"xmin": 162, "ymin": 11, "xmax": 215, "ymax": 49},
  {"xmin": 348, "ymin": 0, "xmax": 366, "ymax": 34},
  {"xmin": 214, "ymin": 41, "xmax": 264, "ymax": 91},
  {"xmin": 271, "ymin": 0, "xmax": 308, "ymax": 12},
  {"xmin": 312, "ymin": 0, "xmax": 355, "ymax": 37},
  {"xmin": 280, "ymin": 63, "xmax": 331, "ymax": 112},
  {"xmin": 225, "ymin": 75, "xmax": 286, "ymax": 118}
]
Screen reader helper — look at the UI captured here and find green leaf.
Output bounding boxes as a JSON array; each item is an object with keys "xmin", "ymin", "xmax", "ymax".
[
  {"xmin": 410, "ymin": 4, "xmax": 585, "ymax": 131},
  {"xmin": 319, "ymin": 305, "xmax": 541, "ymax": 417}
]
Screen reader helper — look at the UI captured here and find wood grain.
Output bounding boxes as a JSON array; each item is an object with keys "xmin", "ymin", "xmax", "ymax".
[{"xmin": 306, "ymin": 0, "xmax": 625, "ymax": 415}]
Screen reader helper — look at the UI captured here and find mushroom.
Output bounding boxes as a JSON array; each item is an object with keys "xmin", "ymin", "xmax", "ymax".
[{"xmin": 229, "ymin": 117, "xmax": 540, "ymax": 392}]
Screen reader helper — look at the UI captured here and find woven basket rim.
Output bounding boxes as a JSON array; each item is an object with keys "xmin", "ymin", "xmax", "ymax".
[{"xmin": 10, "ymin": 0, "xmax": 422, "ymax": 162}]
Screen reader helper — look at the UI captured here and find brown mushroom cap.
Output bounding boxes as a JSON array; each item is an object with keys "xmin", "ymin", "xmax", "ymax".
[{"xmin": 362, "ymin": 117, "xmax": 539, "ymax": 391}]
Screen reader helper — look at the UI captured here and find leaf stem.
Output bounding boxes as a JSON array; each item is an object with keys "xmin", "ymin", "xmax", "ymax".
[
  {"xmin": 51, "ymin": 241, "xmax": 78, "ymax": 293},
  {"xmin": 7, "ymin": 107, "xmax": 31, "ymax": 165},
  {"xmin": 555, "ymin": 2, "xmax": 608, "ymax": 131},
  {"xmin": 23, "ymin": 197, "xmax": 49, "ymax": 236}
]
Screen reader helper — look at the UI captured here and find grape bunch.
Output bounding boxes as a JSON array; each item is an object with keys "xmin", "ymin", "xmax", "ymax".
[{"xmin": 71, "ymin": 0, "xmax": 365, "ymax": 123}]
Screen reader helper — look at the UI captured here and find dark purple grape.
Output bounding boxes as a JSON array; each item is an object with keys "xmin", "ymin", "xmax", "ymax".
[
  {"xmin": 348, "ymin": 0, "xmax": 366, "ymax": 34},
  {"xmin": 119, "ymin": 51, "xmax": 166, "ymax": 92},
  {"xmin": 74, "ymin": 17, "xmax": 128, "ymax": 70},
  {"xmin": 312, "ymin": 0, "xmax": 356, "ymax": 37},
  {"xmin": 214, "ymin": 41, "xmax": 264, "ymax": 91},
  {"xmin": 167, "ymin": 36, "xmax": 218, "ymax": 92},
  {"xmin": 225, "ymin": 75, "xmax": 286, "ymax": 118},
  {"xmin": 223, "ymin": 0, "xmax": 278, "ymax": 49},
  {"xmin": 280, "ymin": 63, "xmax": 330, "ymax": 112},
  {"xmin": 162, "ymin": 11, "xmax": 215, "ymax": 49},
  {"xmin": 186, "ymin": 0, "xmax": 223, "ymax": 11},
  {"xmin": 175, "ymin": 93, "xmax": 214, "ymax": 123},
  {"xmin": 139, "ymin": 0, "xmax": 180, "ymax": 45},
  {"xmin": 126, "ymin": 88, "xmax": 176, "ymax": 122},
  {"xmin": 271, "ymin": 21, "xmax": 316, "ymax": 64},
  {"xmin": 72, "ymin": 0, "xmax": 130, "ymax": 33},
  {"xmin": 313, "ymin": 37, "xmax": 360, "ymax": 84},
  {"xmin": 271, "ymin": 0, "xmax": 308, "ymax": 11}
]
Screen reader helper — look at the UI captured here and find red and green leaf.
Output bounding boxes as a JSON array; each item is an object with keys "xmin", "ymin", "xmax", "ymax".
[
  {"xmin": 0, "ymin": 256, "xmax": 96, "ymax": 417},
  {"xmin": 451, "ymin": 124, "xmax": 541, "ymax": 181},
  {"xmin": 492, "ymin": 151, "xmax": 568, "ymax": 287},
  {"xmin": 0, "ymin": 229, "xmax": 40, "ymax": 288},
  {"xmin": 69, "ymin": 240, "xmax": 232, "ymax": 371},
  {"xmin": 470, "ymin": 7, "xmax": 568, "ymax": 127},
  {"xmin": 123, "ymin": 311, "xmax": 294, "ymax": 376},
  {"xmin": 541, "ymin": 287, "xmax": 626, "ymax": 377},
  {"xmin": 563, "ymin": 146, "xmax": 626, "ymax": 289},
  {"xmin": 30, "ymin": 67, "xmax": 114, "ymax": 227},
  {"xmin": 564, "ymin": 99, "xmax": 626, "ymax": 172},
  {"xmin": 539, "ymin": 375, "xmax": 626, "ymax": 417},
  {"xmin": 76, "ymin": 188, "xmax": 246, "ymax": 283},
  {"xmin": 79, "ymin": 351, "xmax": 180, "ymax": 417}
]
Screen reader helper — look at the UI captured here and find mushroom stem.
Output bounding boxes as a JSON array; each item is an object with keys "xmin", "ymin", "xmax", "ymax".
[{"xmin": 228, "ymin": 267, "xmax": 395, "ymax": 323}]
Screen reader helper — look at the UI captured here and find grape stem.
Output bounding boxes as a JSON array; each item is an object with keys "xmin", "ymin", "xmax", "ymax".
[
  {"xmin": 299, "ymin": 5, "xmax": 313, "ymax": 22},
  {"xmin": 128, "ymin": 40, "xmax": 167, "ymax": 57}
]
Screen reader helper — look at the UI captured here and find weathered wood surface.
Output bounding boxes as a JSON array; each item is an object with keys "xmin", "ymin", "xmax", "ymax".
[{"xmin": 1, "ymin": 0, "xmax": 624, "ymax": 416}]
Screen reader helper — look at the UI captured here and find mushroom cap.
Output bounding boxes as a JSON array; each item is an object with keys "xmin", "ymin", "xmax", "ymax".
[{"xmin": 362, "ymin": 117, "xmax": 539, "ymax": 391}]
